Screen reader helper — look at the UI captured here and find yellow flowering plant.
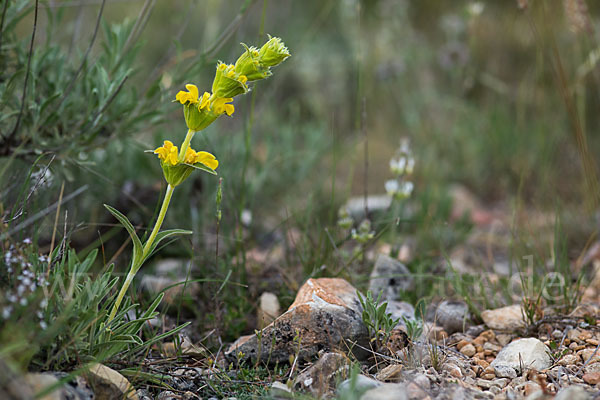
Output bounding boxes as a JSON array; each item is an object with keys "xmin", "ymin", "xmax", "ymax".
[{"xmin": 103, "ymin": 36, "xmax": 290, "ymax": 328}]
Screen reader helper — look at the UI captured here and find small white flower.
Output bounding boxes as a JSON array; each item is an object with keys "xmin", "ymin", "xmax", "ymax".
[
  {"xmin": 401, "ymin": 181, "xmax": 414, "ymax": 197},
  {"xmin": 40, "ymin": 299, "xmax": 48, "ymax": 309},
  {"xmin": 385, "ymin": 179, "xmax": 399, "ymax": 196},
  {"xmin": 2, "ymin": 306, "xmax": 12, "ymax": 319},
  {"xmin": 241, "ymin": 209, "xmax": 252, "ymax": 226},
  {"xmin": 23, "ymin": 238, "xmax": 32, "ymax": 244},
  {"xmin": 40, "ymin": 321, "xmax": 47, "ymax": 330},
  {"xmin": 19, "ymin": 297, "xmax": 28, "ymax": 306},
  {"xmin": 468, "ymin": 2, "xmax": 484, "ymax": 16}
]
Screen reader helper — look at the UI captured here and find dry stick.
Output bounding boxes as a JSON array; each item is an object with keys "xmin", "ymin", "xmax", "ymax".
[
  {"xmin": 54, "ymin": 0, "xmax": 106, "ymax": 112},
  {"xmin": 7, "ymin": 0, "xmax": 39, "ymax": 143},
  {"xmin": 47, "ymin": 181, "xmax": 65, "ymax": 275}
]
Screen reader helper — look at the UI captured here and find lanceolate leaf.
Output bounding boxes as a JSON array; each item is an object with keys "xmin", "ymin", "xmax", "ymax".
[
  {"xmin": 184, "ymin": 162, "xmax": 217, "ymax": 175},
  {"xmin": 103, "ymin": 204, "xmax": 143, "ymax": 267},
  {"xmin": 145, "ymin": 229, "xmax": 192, "ymax": 259}
]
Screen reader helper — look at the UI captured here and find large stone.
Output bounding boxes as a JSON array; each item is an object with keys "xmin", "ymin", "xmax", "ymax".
[
  {"xmin": 294, "ymin": 352, "xmax": 349, "ymax": 395},
  {"xmin": 368, "ymin": 254, "xmax": 413, "ymax": 302},
  {"xmin": 490, "ymin": 338, "xmax": 552, "ymax": 373},
  {"xmin": 481, "ymin": 304, "xmax": 525, "ymax": 331},
  {"xmin": 387, "ymin": 300, "xmax": 415, "ymax": 324},
  {"xmin": 226, "ymin": 278, "xmax": 369, "ymax": 364},
  {"xmin": 85, "ymin": 364, "xmax": 138, "ymax": 400},
  {"xmin": 435, "ymin": 300, "xmax": 471, "ymax": 334}
]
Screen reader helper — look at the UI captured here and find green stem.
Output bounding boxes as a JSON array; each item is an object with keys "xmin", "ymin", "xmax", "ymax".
[
  {"xmin": 178, "ymin": 129, "xmax": 195, "ymax": 162},
  {"xmin": 106, "ymin": 184, "xmax": 175, "ymax": 325},
  {"xmin": 142, "ymin": 184, "xmax": 175, "ymax": 257}
]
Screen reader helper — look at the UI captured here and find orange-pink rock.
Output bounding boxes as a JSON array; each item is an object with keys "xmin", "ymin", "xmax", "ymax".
[{"xmin": 226, "ymin": 278, "xmax": 368, "ymax": 364}]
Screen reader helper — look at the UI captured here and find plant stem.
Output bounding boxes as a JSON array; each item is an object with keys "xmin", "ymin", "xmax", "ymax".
[
  {"xmin": 142, "ymin": 184, "xmax": 175, "ymax": 257},
  {"xmin": 178, "ymin": 129, "xmax": 195, "ymax": 162},
  {"xmin": 106, "ymin": 183, "xmax": 175, "ymax": 325}
]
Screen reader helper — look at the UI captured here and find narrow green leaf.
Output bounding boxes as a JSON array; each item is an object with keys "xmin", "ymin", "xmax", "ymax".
[
  {"xmin": 104, "ymin": 204, "xmax": 143, "ymax": 267},
  {"xmin": 146, "ymin": 229, "xmax": 192, "ymax": 258},
  {"xmin": 184, "ymin": 163, "xmax": 217, "ymax": 175}
]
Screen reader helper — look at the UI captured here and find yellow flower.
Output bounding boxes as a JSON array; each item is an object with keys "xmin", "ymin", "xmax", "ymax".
[
  {"xmin": 194, "ymin": 151, "xmax": 218, "ymax": 170},
  {"xmin": 211, "ymin": 97, "xmax": 234, "ymax": 116},
  {"xmin": 199, "ymin": 91, "xmax": 211, "ymax": 110},
  {"xmin": 183, "ymin": 147, "xmax": 218, "ymax": 170},
  {"xmin": 184, "ymin": 148, "xmax": 198, "ymax": 164},
  {"xmin": 175, "ymin": 84, "xmax": 200, "ymax": 105},
  {"xmin": 154, "ymin": 140, "xmax": 178, "ymax": 166}
]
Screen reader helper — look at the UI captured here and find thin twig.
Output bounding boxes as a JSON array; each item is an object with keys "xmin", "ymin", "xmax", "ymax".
[
  {"xmin": 7, "ymin": 0, "xmax": 39, "ymax": 143},
  {"xmin": 47, "ymin": 181, "xmax": 65, "ymax": 274}
]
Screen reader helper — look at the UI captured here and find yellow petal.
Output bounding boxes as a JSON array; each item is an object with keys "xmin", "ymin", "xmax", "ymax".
[
  {"xmin": 184, "ymin": 148, "xmax": 197, "ymax": 164},
  {"xmin": 195, "ymin": 151, "xmax": 218, "ymax": 170},
  {"xmin": 212, "ymin": 97, "xmax": 234, "ymax": 116},
  {"xmin": 166, "ymin": 145, "xmax": 179, "ymax": 165},
  {"xmin": 154, "ymin": 146, "xmax": 167, "ymax": 160},
  {"xmin": 199, "ymin": 92, "xmax": 211, "ymax": 110},
  {"xmin": 185, "ymin": 84, "xmax": 199, "ymax": 101},
  {"xmin": 175, "ymin": 91, "xmax": 188, "ymax": 105}
]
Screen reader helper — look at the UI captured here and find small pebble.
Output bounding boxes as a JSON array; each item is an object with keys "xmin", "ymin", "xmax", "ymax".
[
  {"xmin": 551, "ymin": 330, "xmax": 563, "ymax": 339},
  {"xmin": 456, "ymin": 339, "xmax": 469, "ymax": 351},
  {"xmin": 494, "ymin": 365, "xmax": 517, "ymax": 379},
  {"xmin": 496, "ymin": 334, "xmax": 512, "ymax": 346},
  {"xmin": 558, "ymin": 354, "xmax": 580, "ymax": 366},
  {"xmin": 583, "ymin": 371, "xmax": 600, "ymax": 385},
  {"xmin": 460, "ymin": 343, "xmax": 476, "ymax": 357}
]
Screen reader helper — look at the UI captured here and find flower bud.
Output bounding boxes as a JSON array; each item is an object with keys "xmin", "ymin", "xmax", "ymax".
[
  {"xmin": 212, "ymin": 62, "xmax": 249, "ymax": 99},
  {"xmin": 258, "ymin": 36, "xmax": 290, "ymax": 67},
  {"xmin": 235, "ymin": 44, "xmax": 271, "ymax": 81}
]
